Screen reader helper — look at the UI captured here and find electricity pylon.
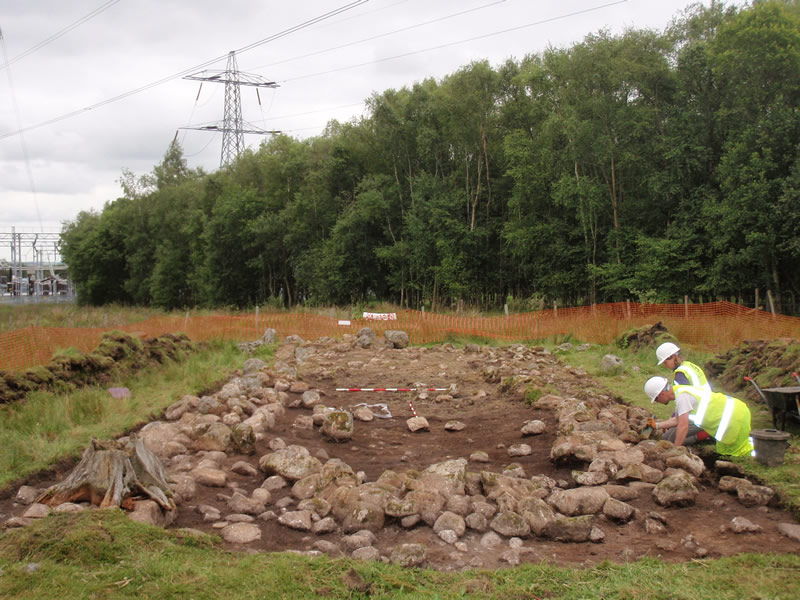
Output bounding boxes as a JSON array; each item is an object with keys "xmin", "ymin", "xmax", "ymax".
[{"xmin": 183, "ymin": 51, "xmax": 280, "ymax": 167}]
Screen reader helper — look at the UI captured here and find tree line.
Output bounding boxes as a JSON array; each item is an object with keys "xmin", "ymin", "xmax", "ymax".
[{"xmin": 61, "ymin": 1, "xmax": 800, "ymax": 314}]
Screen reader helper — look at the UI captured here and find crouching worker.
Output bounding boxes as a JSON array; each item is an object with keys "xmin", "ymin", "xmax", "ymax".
[{"xmin": 644, "ymin": 376, "xmax": 754, "ymax": 457}]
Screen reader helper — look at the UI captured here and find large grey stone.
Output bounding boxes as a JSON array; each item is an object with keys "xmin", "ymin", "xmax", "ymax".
[
  {"xmin": 543, "ymin": 515, "xmax": 595, "ymax": 542},
  {"xmin": 652, "ymin": 471, "xmax": 698, "ymax": 507},
  {"xmin": 603, "ymin": 497, "xmax": 635, "ymax": 523},
  {"xmin": 277, "ymin": 510, "xmax": 313, "ymax": 531},
  {"xmin": 519, "ymin": 497, "xmax": 556, "ymax": 536},
  {"xmin": 227, "ymin": 493, "xmax": 267, "ymax": 516},
  {"xmin": 192, "ymin": 422, "xmax": 233, "ymax": 452},
  {"xmin": 548, "ymin": 487, "xmax": 609, "ymax": 516},
  {"xmin": 490, "ymin": 510, "xmax": 531, "ymax": 538},
  {"xmin": 321, "ymin": 410, "xmax": 354, "ymax": 443},
  {"xmin": 390, "ymin": 543, "xmax": 426, "ymax": 566},
  {"xmin": 433, "ymin": 511, "xmax": 466, "ymax": 537},
  {"xmin": 221, "ymin": 522, "xmax": 261, "ymax": 543},
  {"xmin": 384, "ymin": 330, "xmax": 410, "ymax": 349},
  {"xmin": 259, "ymin": 445, "xmax": 322, "ymax": 481}
]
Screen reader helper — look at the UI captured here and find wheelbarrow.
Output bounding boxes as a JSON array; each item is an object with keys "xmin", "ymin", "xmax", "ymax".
[{"xmin": 744, "ymin": 375, "xmax": 800, "ymax": 431}]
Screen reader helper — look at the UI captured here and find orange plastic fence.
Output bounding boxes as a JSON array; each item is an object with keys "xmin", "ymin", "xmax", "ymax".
[{"xmin": 1, "ymin": 301, "xmax": 799, "ymax": 373}]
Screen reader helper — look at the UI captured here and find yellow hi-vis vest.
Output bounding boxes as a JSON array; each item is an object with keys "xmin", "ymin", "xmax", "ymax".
[
  {"xmin": 675, "ymin": 361, "xmax": 711, "ymax": 391},
  {"xmin": 673, "ymin": 384, "xmax": 753, "ymax": 457}
]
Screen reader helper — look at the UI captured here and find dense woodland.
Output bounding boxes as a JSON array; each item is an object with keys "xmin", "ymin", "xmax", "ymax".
[{"xmin": 61, "ymin": 1, "xmax": 800, "ymax": 314}]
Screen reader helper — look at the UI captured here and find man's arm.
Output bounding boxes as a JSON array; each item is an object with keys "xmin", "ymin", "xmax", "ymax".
[
  {"xmin": 674, "ymin": 412, "xmax": 690, "ymax": 446},
  {"xmin": 657, "ymin": 415, "xmax": 678, "ymax": 430}
]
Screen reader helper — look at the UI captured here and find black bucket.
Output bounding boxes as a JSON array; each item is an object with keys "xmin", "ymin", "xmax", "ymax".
[{"xmin": 751, "ymin": 429, "xmax": 792, "ymax": 466}]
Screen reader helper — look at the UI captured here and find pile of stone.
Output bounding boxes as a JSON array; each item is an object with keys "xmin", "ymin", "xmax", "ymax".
[{"xmin": 4, "ymin": 335, "xmax": 797, "ymax": 568}]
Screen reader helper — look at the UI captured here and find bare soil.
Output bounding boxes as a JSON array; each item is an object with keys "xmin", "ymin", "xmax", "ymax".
[{"xmin": 3, "ymin": 340, "xmax": 799, "ymax": 569}]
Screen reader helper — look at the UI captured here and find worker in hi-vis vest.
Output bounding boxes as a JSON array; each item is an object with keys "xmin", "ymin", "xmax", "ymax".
[
  {"xmin": 654, "ymin": 342, "xmax": 711, "ymax": 445},
  {"xmin": 644, "ymin": 376, "xmax": 753, "ymax": 457},
  {"xmin": 656, "ymin": 342, "xmax": 711, "ymax": 391}
]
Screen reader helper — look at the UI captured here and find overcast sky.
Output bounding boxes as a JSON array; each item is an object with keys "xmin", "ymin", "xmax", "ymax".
[{"xmin": 0, "ymin": 0, "xmax": 740, "ymax": 260}]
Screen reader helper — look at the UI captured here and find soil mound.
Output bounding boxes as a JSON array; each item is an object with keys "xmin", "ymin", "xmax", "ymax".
[{"xmin": 0, "ymin": 331, "xmax": 196, "ymax": 404}]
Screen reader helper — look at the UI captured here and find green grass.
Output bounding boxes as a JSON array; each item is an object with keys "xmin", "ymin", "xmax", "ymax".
[
  {"xmin": 0, "ymin": 340, "xmax": 274, "ymax": 488},
  {"xmin": 1, "ymin": 509, "xmax": 799, "ymax": 599}
]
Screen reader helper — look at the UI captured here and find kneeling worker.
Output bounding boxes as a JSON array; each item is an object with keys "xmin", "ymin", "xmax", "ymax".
[
  {"xmin": 644, "ymin": 376, "xmax": 753, "ymax": 457},
  {"xmin": 655, "ymin": 341, "xmax": 710, "ymax": 444}
]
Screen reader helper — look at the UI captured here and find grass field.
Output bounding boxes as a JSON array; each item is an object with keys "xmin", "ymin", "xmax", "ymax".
[
  {"xmin": 0, "ymin": 307, "xmax": 799, "ymax": 598},
  {"xmin": 1, "ymin": 509, "xmax": 799, "ymax": 599}
]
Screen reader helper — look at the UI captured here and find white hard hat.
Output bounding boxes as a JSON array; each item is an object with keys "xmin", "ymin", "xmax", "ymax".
[
  {"xmin": 644, "ymin": 376, "xmax": 669, "ymax": 403},
  {"xmin": 656, "ymin": 342, "xmax": 680, "ymax": 365}
]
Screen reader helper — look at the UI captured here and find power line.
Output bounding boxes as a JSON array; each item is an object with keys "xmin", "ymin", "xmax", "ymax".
[
  {"xmin": 281, "ymin": 0, "xmax": 629, "ymax": 83},
  {"xmin": 246, "ymin": 0, "xmax": 506, "ymax": 72},
  {"xmin": 0, "ymin": 0, "xmax": 369, "ymax": 142},
  {"xmin": 0, "ymin": 0, "xmax": 122, "ymax": 71}
]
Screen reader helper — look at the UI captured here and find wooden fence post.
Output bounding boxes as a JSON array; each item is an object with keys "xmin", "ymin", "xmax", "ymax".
[
  {"xmin": 767, "ymin": 290, "xmax": 777, "ymax": 319},
  {"xmin": 255, "ymin": 305, "xmax": 259, "ymax": 332},
  {"xmin": 184, "ymin": 311, "xmax": 190, "ymax": 331},
  {"xmin": 504, "ymin": 303, "xmax": 509, "ymax": 318},
  {"xmin": 626, "ymin": 299, "xmax": 631, "ymax": 320},
  {"xmin": 685, "ymin": 295, "xmax": 689, "ymax": 320},
  {"xmin": 553, "ymin": 301, "xmax": 558, "ymax": 318}
]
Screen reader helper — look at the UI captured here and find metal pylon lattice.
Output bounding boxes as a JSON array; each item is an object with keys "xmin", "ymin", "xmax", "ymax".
[
  {"xmin": 183, "ymin": 51, "xmax": 280, "ymax": 167},
  {"xmin": 221, "ymin": 51, "xmax": 244, "ymax": 166}
]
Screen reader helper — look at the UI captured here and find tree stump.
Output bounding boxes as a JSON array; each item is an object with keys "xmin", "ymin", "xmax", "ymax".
[{"xmin": 37, "ymin": 435, "xmax": 176, "ymax": 512}]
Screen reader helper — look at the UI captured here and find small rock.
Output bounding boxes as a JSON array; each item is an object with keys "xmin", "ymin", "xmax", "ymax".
[
  {"xmin": 438, "ymin": 529, "xmax": 459, "ymax": 544},
  {"xmin": 407, "ymin": 416, "xmax": 430, "ymax": 432},
  {"xmin": 3, "ymin": 517, "xmax": 33, "ymax": 528},
  {"xmin": 292, "ymin": 415, "xmax": 314, "ymax": 430},
  {"xmin": 589, "ymin": 526, "xmax": 606, "ymax": 543},
  {"xmin": 53, "ymin": 502, "xmax": 86, "ymax": 514},
  {"xmin": 192, "ymin": 467, "xmax": 227, "ymax": 487},
  {"xmin": 507, "ymin": 444, "xmax": 532, "ymax": 457},
  {"xmin": 729, "ymin": 517, "xmax": 762, "ymax": 533},
  {"xmin": 353, "ymin": 406, "xmax": 375, "ymax": 422},
  {"xmin": 777, "ymin": 522, "xmax": 800, "ymax": 542},
  {"xmin": 400, "ymin": 514, "xmax": 421, "ymax": 528},
  {"xmin": 352, "ymin": 546, "xmax": 381, "ymax": 561},
  {"xmin": 262, "ymin": 475, "xmax": 288, "ymax": 491},
  {"xmin": 301, "ymin": 390, "xmax": 321, "ymax": 408},
  {"xmin": 312, "ymin": 517, "xmax": 337, "ymax": 534},
  {"xmin": 277, "ymin": 510, "xmax": 313, "ymax": 531},
  {"xmin": 342, "ymin": 530, "xmax": 377, "ymax": 551},
  {"xmin": 226, "ymin": 514, "xmax": 255, "ymax": 523},
  {"xmin": 231, "ymin": 461, "xmax": 258, "ymax": 477},
  {"xmin": 469, "ymin": 451, "xmax": 490, "ymax": 463},
  {"xmin": 480, "ymin": 531, "xmax": 503, "ymax": 548},
  {"xmin": 221, "ymin": 522, "xmax": 261, "ymax": 543},
  {"xmin": 500, "ymin": 549, "xmax": 520, "ymax": 566},
  {"xmin": 14, "ymin": 486, "xmax": 39, "ymax": 506},
  {"xmin": 521, "ymin": 420, "xmax": 546, "ymax": 436},
  {"xmin": 390, "ymin": 543, "xmax": 426, "ymax": 566},
  {"xmin": 444, "ymin": 421, "xmax": 466, "ymax": 432},
  {"xmin": 313, "ymin": 540, "xmax": 342, "ymax": 557},
  {"xmin": 268, "ymin": 438, "xmax": 287, "ymax": 451},
  {"xmin": 22, "ymin": 503, "xmax": 51, "ymax": 519}
]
